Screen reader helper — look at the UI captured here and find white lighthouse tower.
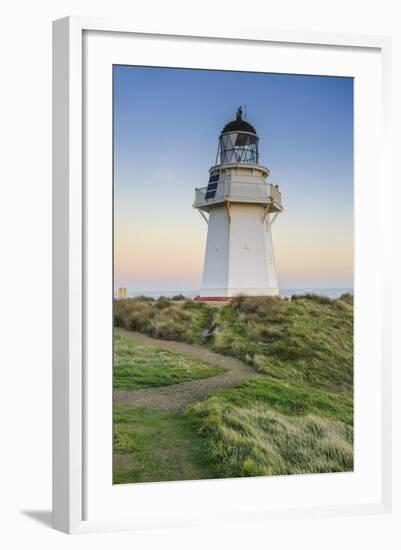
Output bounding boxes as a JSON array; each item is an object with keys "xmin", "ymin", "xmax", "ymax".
[{"xmin": 193, "ymin": 107, "xmax": 283, "ymax": 299}]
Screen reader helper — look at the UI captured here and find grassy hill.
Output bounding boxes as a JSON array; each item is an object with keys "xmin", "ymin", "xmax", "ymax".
[
  {"xmin": 114, "ymin": 294, "xmax": 353, "ymax": 393},
  {"xmin": 113, "ymin": 294, "xmax": 353, "ymax": 480}
]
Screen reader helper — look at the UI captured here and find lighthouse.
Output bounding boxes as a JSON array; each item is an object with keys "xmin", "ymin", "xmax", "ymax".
[{"xmin": 193, "ymin": 107, "xmax": 283, "ymax": 299}]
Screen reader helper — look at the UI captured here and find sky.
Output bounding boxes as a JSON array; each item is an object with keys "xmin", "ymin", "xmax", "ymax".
[{"xmin": 114, "ymin": 65, "xmax": 353, "ymax": 292}]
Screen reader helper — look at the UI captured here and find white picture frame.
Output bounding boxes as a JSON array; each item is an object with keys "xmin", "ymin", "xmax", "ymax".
[{"xmin": 52, "ymin": 16, "xmax": 392, "ymax": 534}]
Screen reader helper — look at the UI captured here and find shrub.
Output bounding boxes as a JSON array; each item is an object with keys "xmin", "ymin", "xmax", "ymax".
[
  {"xmin": 113, "ymin": 298, "xmax": 153, "ymax": 330},
  {"xmin": 155, "ymin": 297, "xmax": 171, "ymax": 309},
  {"xmin": 231, "ymin": 295, "xmax": 280, "ymax": 315},
  {"xmin": 113, "ymin": 299, "xmax": 131, "ymax": 328},
  {"xmin": 127, "ymin": 301, "xmax": 153, "ymax": 332},
  {"xmin": 149, "ymin": 305, "xmax": 195, "ymax": 341},
  {"xmin": 338, "ymin": 293, "xmax": 353, "ymax": 305},
  {"xmin": 291, "ymin": 293, "xmax": 333, "ymax": 305},
  {"xmin": 113, "ymin": 303, "xmax": 127, "ymax": 327},
  {"xmin": 171, "ymin": 294, "xmax": 187, "ymax": 301},
  {"xmin": 182, "ymin": 299, "xmax": 207, "ymax": 310},
  {"xmin": 133, "ymin": 295, "xmax": 155, "ymax": 302}
]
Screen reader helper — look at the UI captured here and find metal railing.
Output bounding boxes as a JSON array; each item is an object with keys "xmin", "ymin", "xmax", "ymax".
[{"xmin": 194, "ymin": 181, "xmax": 282, "ymax": 209}]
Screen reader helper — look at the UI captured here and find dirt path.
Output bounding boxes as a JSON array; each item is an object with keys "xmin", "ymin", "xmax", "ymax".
[{"xmin": 114, "ymin": 328, "xmax": 263, "ymax": 412}]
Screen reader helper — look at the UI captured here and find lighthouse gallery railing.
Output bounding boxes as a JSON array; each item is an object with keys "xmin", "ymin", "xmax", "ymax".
[{"xmin": 194, "ymin": 181, "xmax": 282, "ymax": 210}]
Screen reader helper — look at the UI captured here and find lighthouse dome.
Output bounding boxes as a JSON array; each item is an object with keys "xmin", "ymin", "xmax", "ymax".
[
  {"xmin": 221, "ymin": 118, "xmax": 257, "ymax": 135},
  {"xmin": 217, "ymin": 107, "xmax": 259, "ymax": 165}
]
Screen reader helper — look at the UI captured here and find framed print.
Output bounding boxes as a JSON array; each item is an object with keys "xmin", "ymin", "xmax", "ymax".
[{"xmin": 52, "ymin": 17, "xmax": 392, "ymax": 534}]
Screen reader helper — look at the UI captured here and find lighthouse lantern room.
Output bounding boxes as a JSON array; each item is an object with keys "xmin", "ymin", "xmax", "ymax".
[{"xmin": 193, "ymin": 107, "xmax": 283, "ymax": 299}]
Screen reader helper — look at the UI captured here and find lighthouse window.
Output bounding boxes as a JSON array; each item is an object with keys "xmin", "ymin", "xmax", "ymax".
[
  {"xmin": 235, "ymin": 133, "xmax": 249, "ymax": 146},
  {"xmin": 218, "ymin": 132, "xmax": 259, "ymax": 165}
]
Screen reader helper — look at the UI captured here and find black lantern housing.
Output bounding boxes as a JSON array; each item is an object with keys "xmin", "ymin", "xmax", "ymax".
[{"xmin": 216, "ymin": 108, "xmax": 259, "ymax": 165}]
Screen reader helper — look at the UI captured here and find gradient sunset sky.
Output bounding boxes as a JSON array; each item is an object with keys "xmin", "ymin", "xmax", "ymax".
[{"xmin": 114, "ymin": 66, "xmax": 353, "ymax": 292}]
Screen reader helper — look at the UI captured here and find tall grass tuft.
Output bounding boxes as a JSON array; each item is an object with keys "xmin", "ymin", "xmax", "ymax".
[{"xmin": 190, "ymin": 397, "xmax": 353, "ymax": 477}]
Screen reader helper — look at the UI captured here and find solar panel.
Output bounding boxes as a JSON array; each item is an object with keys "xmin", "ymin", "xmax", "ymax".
[
  {"xmin": 205, "ymin": 190, "xmax": 217, "ymax": 199},
  {"xmin": 205, "ymin": 174, "xmax": 220, "ymax": 200}
]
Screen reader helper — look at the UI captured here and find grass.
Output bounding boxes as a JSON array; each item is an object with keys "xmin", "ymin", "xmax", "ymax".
[
  {"xmin": 114, "ymin": 294, "xmax": 353, "ymax": 393},
  {"xmin": 114, "ymin": 405, "xmax": 217, "ymax": 483},
  {"xmin": 113, "ymin": 294, "xmax": 353, "ymax": 481},
  {"xmin": 114, "ymin": 297, "xmax": 213, "ymax": 343},
  {"xmin": 189, "ymin": 397, "xmax": 353, "ymax": 477},
  {"xmin": 212, "ymin": 295, "xmax": 353, "ymax": 393},
  {"xmin": 186, "ymin": 374, "xmax": 353, "ymax": 479},
  {"xmin": 114, "ymin": 333, "xmax": 225, "ymax": 390},
  {"xmin": 200, "ymin": 378, "xmax": 353, "ymax": 425}
]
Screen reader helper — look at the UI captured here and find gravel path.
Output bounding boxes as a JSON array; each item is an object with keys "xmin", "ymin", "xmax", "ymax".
[{"xmin": 114, "ymin": 328, "xmax": 263, "ymax": 412}]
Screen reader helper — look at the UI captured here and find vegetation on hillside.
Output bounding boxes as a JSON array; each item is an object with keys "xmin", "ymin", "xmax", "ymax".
[
  {"xmin": 211, "ymin": 294, "xmax": 353, "ymax": 393},
  {"xmin": 114, "ymin": 294, "xmax": 353, "ymax": 393},
  {"xmin": 188, "ymin": 378, "xmax": 353, "ymax": 477},
  {"xmin": 114, "ymin": 333, "xmax": 225, "ymax": 390},
  {"xmin": 113, "ymin": 294, "xmax": 354, "ymax": 481},
  {"xmin": 114, "ymin": 297, "xmax": 212, "ymax": 343}
]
